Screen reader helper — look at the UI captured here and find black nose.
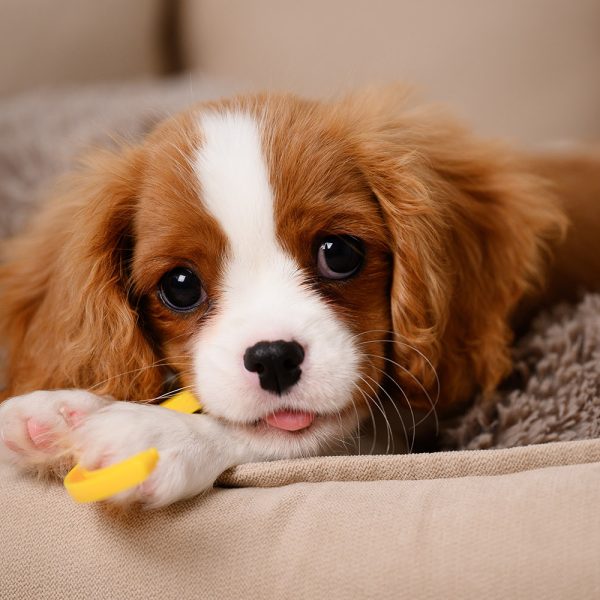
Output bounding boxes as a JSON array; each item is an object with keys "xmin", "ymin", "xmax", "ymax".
[{"xmin": 243, "ymin": 340, "xmax": 305, "ymax": 395}]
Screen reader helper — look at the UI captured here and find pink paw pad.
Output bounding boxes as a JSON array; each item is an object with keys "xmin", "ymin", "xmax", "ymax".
[
  {"xmin": 60, "ymin": 408, "xmax": 87, "ymax": 428},
  {"xmin": 2, "ymin": 436, "xmax": 22, "ymax": 453},
  {"xmin": 26, "ymin": 419, "xmax": 57, "ymax": 451}
]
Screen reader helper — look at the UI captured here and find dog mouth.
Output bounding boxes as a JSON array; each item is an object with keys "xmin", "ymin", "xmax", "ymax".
[
  {"xmin": 249, "ymin": 404, "xmax": 358, "ymax": 437},
  {"xmin": 223, "ymin": 408, "xmax": 337, "ymax": 437},
  {"xmin": 263, "ymin": 410, "xmax": 316, "ymax": 432},
  {"xmin": 213, "ymin": 403, "xmax": 363, "ymax": 440}
]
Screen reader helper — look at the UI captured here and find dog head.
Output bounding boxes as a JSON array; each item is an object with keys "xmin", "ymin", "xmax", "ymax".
[{"xmin": 0, "ymin": 89, "xmax": 564, "ymax": 456}]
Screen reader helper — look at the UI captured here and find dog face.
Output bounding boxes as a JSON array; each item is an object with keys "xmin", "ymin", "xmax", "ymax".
[
  {"xmin": 0, "ymin": 90, "xmax": 564, "ymax": 457},
  {"xmin": 132, "ymin": 100, "xmax": 392, "ymax": 456}
]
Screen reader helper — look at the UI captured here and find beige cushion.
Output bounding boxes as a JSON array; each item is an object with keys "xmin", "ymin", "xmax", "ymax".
[
  {"xmin": 180, "ymin": 0, "xmax": 600, "ymax": 144},
  {"xmin": 0, "ymin": 0, "xmax": 165, "ymax": 97},
  {"xmin": 2, "ymin": 439, "xmax": 600, "ymax": 599}
]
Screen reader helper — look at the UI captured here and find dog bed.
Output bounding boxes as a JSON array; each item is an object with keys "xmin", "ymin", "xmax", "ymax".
[
  {"xmin": 1, "ymin": 80, "xmax": 599, "ymax": 599},
  {"xmin": 2, "ymin": 440, "xmax": 600, "ymax": 600}
]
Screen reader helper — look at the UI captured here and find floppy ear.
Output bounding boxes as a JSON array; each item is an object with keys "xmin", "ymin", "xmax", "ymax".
[
  {"xmin": 0, "ymin": 147, "xmax": 164, "ymax": 401},
  {"xmin": 339, "ymin": 90, "xmax": 566, "ymax": 412}
]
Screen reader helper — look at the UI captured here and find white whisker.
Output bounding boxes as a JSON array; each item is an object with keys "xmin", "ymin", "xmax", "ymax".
[
  {"xmin": 363, "ymin": 357, "xmax": 416, "ymax": 452},
  {"xmin": 352, "ymin": 382, "xmax": 378, "ymax": 455}
]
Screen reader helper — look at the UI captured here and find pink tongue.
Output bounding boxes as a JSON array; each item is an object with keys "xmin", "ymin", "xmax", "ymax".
[{"xmin": 265, "ymin": 411, "xmax": 315, "ymax": 432}]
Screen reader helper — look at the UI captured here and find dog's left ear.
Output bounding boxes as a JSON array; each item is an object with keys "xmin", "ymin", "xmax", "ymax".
[
  {"xmin": 0, "ymin": 146, "xmax": 165, "ymax": 401},
  {"xmin": 337, "ymin": 90, "xmax": 566, "ymax": 412}
]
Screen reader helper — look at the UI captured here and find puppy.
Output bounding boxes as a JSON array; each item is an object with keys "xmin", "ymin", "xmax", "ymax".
[{"xmin": 0, "ymin": 89, "xmax": 595, "ymax": 507}]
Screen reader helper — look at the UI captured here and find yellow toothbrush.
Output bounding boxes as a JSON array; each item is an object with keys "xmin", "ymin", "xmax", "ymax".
[{"xmin": 63, "ymin": 391, "xmax": 202, "ymax": 503}]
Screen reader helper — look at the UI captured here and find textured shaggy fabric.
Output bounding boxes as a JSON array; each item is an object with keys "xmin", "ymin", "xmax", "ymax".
[
  {"xmin": 442, "ymin": 295, "xmax": 600, "ymax": 450},
  {"xmin": 0, "ymin": 79, "xmax": 598, "ymax": 449}
]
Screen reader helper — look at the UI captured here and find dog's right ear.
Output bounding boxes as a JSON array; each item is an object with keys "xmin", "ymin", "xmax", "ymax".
[
  {"xmin": 335, "ymin": 88, "xmax": 566, "ymax": 413},
  {"xmin": 0, "ymin": 147, "xmax": 164, "ymax": 401}
]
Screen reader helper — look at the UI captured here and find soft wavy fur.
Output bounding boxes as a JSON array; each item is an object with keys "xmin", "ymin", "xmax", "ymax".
[
  {"xmin": 0, "ymin": 88, "xmax": 566, "ymax": 416},
  {"xmin": 334, "ymin": 91, "xmax": 566, "ymax": 409},
  {"xmin": 0, "ymin": 148, "xmax": 163, "ymax": 401}
]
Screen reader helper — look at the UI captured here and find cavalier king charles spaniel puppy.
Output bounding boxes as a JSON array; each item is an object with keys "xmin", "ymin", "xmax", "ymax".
[{"xmin": 0, "ymin": 89, "xmax": 597, "ymax": 508}]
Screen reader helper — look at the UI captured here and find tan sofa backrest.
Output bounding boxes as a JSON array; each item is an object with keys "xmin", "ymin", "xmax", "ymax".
[
  {"xmin": 0, "ymin": 0, "xmax": 166, "ymax": 98},
  {"xmin": 180, "ymin": 0, "xmax": 600, "ymax": 144}
]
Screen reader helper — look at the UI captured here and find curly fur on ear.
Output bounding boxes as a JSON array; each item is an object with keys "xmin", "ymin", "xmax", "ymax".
[
  {"xmin": 337, "ymin": 89, "xmax": 567, "ymax": 412},
  {"xmin": 0, "ymin": 148, "xmax": 164, "ymax": 401}
]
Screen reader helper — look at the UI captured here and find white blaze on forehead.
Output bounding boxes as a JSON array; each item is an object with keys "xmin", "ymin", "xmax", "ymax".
[
  {"xmin": 194, "ymin": 110, "xmax": 278, "ymax": 258},
  {"xmin": 194, "ymin": 109, "xmax": 303, "ymax": 318},
  {"xmin": 192, "ymin": 109, "xmax": 361, "ymax": 439}
]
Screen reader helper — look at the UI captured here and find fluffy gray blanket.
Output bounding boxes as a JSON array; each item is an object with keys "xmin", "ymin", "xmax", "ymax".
[
  {"xmin": 443, "ymin": 296, "xmax": 600, "ymax": 449},
  {"xmin": 1, "ymin": 80, "xmax": 598, "ymax": 451}
]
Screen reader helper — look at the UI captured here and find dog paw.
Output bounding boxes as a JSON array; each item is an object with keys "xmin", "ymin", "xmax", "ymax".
[
  {"xmin": 72, "ymin": 402, "xmax": 218, "ymax": 508},
  {"xmin": 0, "ymin": 390, "xmax": 109, "ymax": 469}
]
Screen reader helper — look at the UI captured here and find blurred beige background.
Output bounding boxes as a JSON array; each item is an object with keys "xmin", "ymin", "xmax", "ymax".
[{"xmin": 0, "ymin": 0, "xmax": 599, "ymax": 144}]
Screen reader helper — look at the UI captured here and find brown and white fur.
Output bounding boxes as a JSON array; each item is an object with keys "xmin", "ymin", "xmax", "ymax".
[{"xmin": 0, "ymin": 90, "xmax": 597, "ymax": 508}]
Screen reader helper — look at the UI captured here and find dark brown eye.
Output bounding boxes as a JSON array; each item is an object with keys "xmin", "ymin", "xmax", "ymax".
[
  {"xmin": 317, "ymin": 235, "xmax": 364, "ymax": 280},
  {"xmin": 158, "ymin": 267, "xmax": 206, "ymax": 312}
]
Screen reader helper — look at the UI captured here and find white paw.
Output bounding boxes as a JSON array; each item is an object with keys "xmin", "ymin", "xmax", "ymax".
[
  {"xmin": 72, "ymin": 402, "xmax": 221, "ymax": 508},
  {"xmin": 0, "ymin": 390, "xmax": 109, "ymax": 469}
]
